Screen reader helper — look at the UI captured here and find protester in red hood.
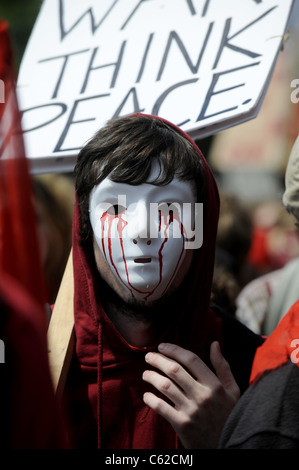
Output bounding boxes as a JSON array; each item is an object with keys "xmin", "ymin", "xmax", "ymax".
[
  {"xmin": 61, "ymin": 113, "xmax": 263, "ymax": 449},
  {"xmin": 219, "ymin": 135, "xmax": 299, "ymax": 449}
]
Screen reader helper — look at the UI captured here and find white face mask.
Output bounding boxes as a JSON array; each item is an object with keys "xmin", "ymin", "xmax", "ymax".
[{"xmin": 89, "ymin": 166, "xmax": 196, "ymax": 302}]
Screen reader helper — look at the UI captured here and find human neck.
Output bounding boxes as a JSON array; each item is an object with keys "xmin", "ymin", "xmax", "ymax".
[
  {"xmin": 100, "ymin": 281, "xmax": 172, "ymax": 348},
  {"xmin": 105, "ymin": 303, "xmax": 161, "ymax": 348}
]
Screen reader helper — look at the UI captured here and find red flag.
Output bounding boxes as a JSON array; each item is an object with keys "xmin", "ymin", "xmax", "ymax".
[
  {"xmin": 0, "ymin": 20, "xmax": 66, "ymax": 448},
  {"xmin": 0, "ymin": 19, "xmax": 46, "ymax": 313}
]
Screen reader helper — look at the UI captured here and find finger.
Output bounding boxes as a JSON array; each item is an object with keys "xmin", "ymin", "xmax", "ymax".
[
  {"xmin": 145, "ymin": 351, "xmax": 196, "ymax": 396},
  {"xmin": 157, "ymin": 343, "xmax": 218, "ymax": 386},
  {"xmin": 143, "ymin": 391, "xmax": 178, "ymax": 427},
  {"xmin": 142, "ymin": 369, "xmax": 186, "ymax": 407},
  {"xmin": 210, "ymin": 341, "xmax": 240, "ymax": 399}
]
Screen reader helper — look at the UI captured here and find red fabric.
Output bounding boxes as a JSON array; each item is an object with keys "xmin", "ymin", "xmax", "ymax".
[
  {"xmin": 247, "ymin": 227, "xmax": 269, "ymax": 268},
  {"xmin": 0, "ymin": 21, "xmax": 65, "ymax": 448},
  {"xmin": 0, "ymin": 271, "xmax": 66, "ymax": 448},
  {"xmin": 0, "ymin": 20, "xmax": 12, "ymax": 121},
  {"xmin": 64, "ymin": 114, "xmax": 222, "ymax": 449},
  {"xmin": 250, "ymin": 301, "xmax": 299, "ymax": 384},
  {"xmin": 0, "ymin": 21, "xmax": 46, "ymax": 310}
]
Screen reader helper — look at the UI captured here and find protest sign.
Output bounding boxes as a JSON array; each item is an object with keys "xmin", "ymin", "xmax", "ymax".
[{"xmin": 16, "ymin": 0, "xmax": 294, "ymax": 173}]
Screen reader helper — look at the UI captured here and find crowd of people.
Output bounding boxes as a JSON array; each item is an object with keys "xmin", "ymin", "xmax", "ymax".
[
  {"xmin": 219, "ymin": 135, "xmax": 299, "ymax": 448},
  {"xmin": 3, "ymin": 0, "xmax": 299, "ymax": 451},
  {"xmin": 2, "ymin": 108, "xmax": 299, "ymax": 449},
  {"xmin": 2, "ymin": 0, "xmax": 299, "ymax": 450}
]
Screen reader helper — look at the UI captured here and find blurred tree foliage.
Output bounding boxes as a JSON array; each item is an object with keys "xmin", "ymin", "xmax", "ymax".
[{"xmin": 0, "ymin": 0, "xmax": 42, "ymax": 69}]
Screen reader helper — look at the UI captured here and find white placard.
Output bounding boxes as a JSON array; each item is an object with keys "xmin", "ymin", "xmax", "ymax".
[{"xmin": 16, "ymin": 0, "xmax": 294, "ymax": 173}]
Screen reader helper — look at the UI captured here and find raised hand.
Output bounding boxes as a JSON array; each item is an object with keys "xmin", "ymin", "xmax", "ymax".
[{"xmin": 142, "ymin": 341, "xmax": 240, "ymax": 449}]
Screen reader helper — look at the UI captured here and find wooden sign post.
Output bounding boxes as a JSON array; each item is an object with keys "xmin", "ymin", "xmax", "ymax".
[{"xmin": 47, "ymin": 250, "xmax": 75, "ymax": 399}]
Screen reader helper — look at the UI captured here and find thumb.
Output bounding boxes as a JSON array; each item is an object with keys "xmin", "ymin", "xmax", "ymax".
[{"xmin": 210, "ymin": 341, "xmax": 240, "ymax": 399}]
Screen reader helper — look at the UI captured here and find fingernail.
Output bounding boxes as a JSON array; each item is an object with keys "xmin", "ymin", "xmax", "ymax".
[
  {"xmin": 145, "ymin": 352, "xmax": 153, "ymax": 361},
  {"xmin": 158, "ymin": 343, "xmax": 168, "ymax": 351}
]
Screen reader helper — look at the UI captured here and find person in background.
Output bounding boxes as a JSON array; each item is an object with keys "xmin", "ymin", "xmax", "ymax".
[
  {"xmin": 234, "ymin": 198, "xmax": 299, "ymax": 335},
  {"xmin": 34, "ymin": 173, "xmax": 74, "ymax": 305},
  {"xmin": 219, "ymin": 135, "xmax": 299, "ymax": 449},
  {"xmin": 211, "ymin": 191, "xmax": 253, "ymax": 316}
]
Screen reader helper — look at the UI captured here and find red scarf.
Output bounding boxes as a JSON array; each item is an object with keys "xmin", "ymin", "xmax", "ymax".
[{"xmin": 250, "ymin": 301, "xmax": 299, "ymax": 383}]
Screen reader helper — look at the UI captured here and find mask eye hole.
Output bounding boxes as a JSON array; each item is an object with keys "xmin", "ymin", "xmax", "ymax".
[{"xmin": 107, "ymin": 204, "xmax": 126, "ymax": 216}]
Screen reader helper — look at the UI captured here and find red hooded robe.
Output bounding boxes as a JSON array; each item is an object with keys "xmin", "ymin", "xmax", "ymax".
[{"xmin": 62, "ymin": 115, "xmax": 262, "ymax": 449}]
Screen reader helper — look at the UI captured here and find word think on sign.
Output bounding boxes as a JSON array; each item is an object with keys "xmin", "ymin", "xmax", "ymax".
[{"xmin": 16, "ymin": 0, "xmax": 294, "ymax": 173}]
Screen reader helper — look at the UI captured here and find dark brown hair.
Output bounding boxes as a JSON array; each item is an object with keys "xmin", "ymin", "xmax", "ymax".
[{"xmin": 74, "ymin": 114, "xmax": 206, "ymax": 244}]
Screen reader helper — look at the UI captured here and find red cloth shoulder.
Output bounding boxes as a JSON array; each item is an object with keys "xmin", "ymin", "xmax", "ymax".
[{"xmin": 250, "ymin": 300, "xmax": 299, "ymax": 383}]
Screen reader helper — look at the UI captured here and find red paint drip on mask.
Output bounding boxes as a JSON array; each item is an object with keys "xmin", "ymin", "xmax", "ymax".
[
  {"xmin": 100, "ymin": 211, "xmax": 134, "ymax": 297},
  {"xmin": 100, "ymin": 211, "xmax": 149, "ymax": 298},
  {"xmin": 160, "ymin": 211, "xmax": 187, "ymax": 297},
  {"xmin": 100, "ymin": 210, "xmax": 186, "ymax": 301},
  {"xmin": 157, "ymin": 211, "xmax": 186, "ymax": 299}
]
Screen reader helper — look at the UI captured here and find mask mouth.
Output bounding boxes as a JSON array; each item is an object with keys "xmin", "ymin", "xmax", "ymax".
[{"xmin": 134, "ymin": 258, "xmax": 152, "ymax": 264}]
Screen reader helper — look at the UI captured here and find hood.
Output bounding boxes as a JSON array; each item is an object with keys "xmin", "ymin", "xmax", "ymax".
[{"xmin": 68, "ymin": 114, "xmax": 222, "ymax": 449}]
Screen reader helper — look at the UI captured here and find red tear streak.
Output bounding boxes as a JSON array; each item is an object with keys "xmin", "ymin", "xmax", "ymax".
[
  {"xmin": 100, "ymin": 211, "xmax": 134, "ymax": 297},
  {"xmin": 100, "ymin": 210, "xmax": 186, "ymax": 301}
]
